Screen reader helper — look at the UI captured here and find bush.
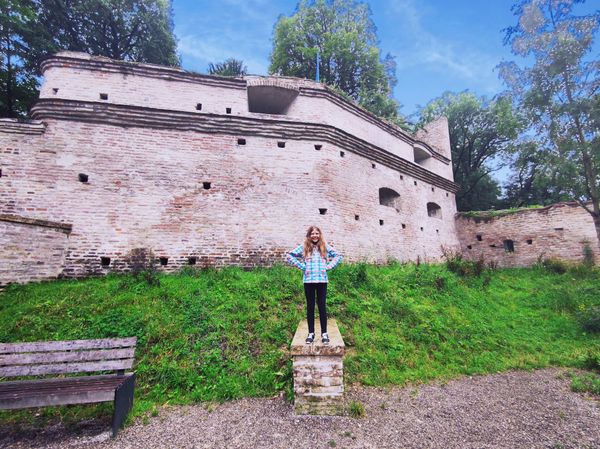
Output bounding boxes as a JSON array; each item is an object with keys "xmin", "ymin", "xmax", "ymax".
[
  {"xmin": 542, "ymin": 258, "xmax": 569, "ymax": 274},
  {"xmin": 441, "ymin": 247, "xmax": 485, "ymax": 278},
  {"xmin": 577, "ymin": 305, "xmax": 600, "ymax": 333},
  {"xmin": 582, "ymin": 241, "xmax": 595, "ymax": 267},
  {"xmin": 348, "ymin": 401, "xmax": 365, "ymax": 418}
]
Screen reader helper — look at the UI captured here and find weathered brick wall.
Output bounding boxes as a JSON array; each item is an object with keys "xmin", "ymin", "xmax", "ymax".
[
  {"xmin": 455, "ymin": 203, "xmax": 599, "ymax": 267},
  {"xmin": 1, "ymin": 118, "xmax": 459, "ymax": 284},
  {"xmin": 1, "ymin": 52, "xmax": 461, "ymax": 285},
  {"xmin": 41, "ymin": 53, "xmax": 452, "ymax": 180},
  {"xmin": 0, "ymin": 218, "xmax": 70, "ymax": 286}
]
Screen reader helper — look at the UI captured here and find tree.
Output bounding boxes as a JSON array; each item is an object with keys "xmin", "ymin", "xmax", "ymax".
[
  {"xmin": 0, "ymin": 0, "xmax": 38, "ymax": 117},
  {"xmin": 419, "ymin": 91, "xmax": 523, "ymax": 211},
  {"xmin": 269, "ymin": 0, "xmax": 402, "ymax": 123},
  {"xmin": 499, "ymin": 0, "xmax": 600, "ymax": 249},
  {"xmin": 207, "ymin": 58, "xmax": 247, "ymax": 77},
  {"xmin": 31, "ymin": 0, "xmax": 179, "ymax": 69},
  {"xmin": 1, "ymin": 0, "xmax": 179, "ymax": 118}
]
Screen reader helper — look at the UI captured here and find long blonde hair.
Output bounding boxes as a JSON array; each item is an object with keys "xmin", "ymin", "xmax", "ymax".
[{"xmin": 303, "ymin": 226, "xmax": 327, "ymax": 259}]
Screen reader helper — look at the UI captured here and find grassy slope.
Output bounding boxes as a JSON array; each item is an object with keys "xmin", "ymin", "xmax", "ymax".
[{"xmin": 0, "ymin": 263, "xmax": 598, "ymax": 423}]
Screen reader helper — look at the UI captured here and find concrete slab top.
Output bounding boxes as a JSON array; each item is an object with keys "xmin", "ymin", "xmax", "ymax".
[{"xmin": 290, "ymin": 319, "xmax": 345, "ymax": 356}]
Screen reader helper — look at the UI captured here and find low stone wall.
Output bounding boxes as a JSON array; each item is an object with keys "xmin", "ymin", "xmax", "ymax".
[
  {"xmin": 291, "ymin": 319, "xmax": 345, "ymax": 415},
  {"xmin": 455, "ymin": 203, "xmax": 599, "ymax": 267},
  {"xmin": 0, "ymin": 215, "xmax": 71, "ymax": 287}
]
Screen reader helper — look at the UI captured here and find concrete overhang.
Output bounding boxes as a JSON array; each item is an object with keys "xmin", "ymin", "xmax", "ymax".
[{"xmin": 246, "ymin": 78, "xmax": 300, "ymax": 115}]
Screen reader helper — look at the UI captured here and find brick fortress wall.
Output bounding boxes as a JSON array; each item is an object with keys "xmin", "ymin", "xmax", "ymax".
[
  {"xmin": 0, "ymin": 52, "xmax": 460, "ymax": 286},
  {"xmin": 455, "ymin": 203, "xmax": 599, "ymax": 267}
]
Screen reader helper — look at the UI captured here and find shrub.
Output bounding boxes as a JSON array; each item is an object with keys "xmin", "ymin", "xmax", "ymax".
[
  {"xmin": 542, "ymin": 258, "xmax": 568, "ymax": 274},
  {"xmin": 571, "ymin": 373, "xmax": 600, "ymax": 395},
  {"xmin": 441, "ymin": 247, "xmax": 485, "ymax": 278},
  {"xmin": 577, "ymin": 305, "xmax": 600, "ymax": 333},
  {"xmin": 348, "ymin": 401, "xmax": 365, "ymax": 418},
  {"xmin": 582, "ymin": 241, "xmax": 595, "ymax": 267}
]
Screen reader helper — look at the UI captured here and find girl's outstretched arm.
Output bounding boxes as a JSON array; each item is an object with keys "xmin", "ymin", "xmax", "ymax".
[
  {"xmin": 326, "ymin": 245, "xmax": 342, "ymax": 270},
  {"xmin": 286, "ymin": 245, "xmax": 306, "ymax": 270}
]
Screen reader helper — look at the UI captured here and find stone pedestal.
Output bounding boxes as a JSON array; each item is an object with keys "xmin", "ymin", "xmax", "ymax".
[{"xmin": 291, "ymin": 319, "xmax": 345, "ymax": 415}]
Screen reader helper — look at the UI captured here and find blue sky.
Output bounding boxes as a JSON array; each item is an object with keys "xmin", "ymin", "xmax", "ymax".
[{"xmin": 173, "ymin": 0, "xmax": 596, "ymax": 117}]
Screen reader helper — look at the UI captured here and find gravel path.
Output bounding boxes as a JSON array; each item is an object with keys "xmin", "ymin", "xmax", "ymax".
[{"xmin": 1, "ymin": 368, "xmax": 598, "ymax": 449}]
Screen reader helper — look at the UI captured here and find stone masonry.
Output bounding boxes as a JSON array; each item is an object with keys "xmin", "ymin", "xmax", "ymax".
[
  {"xmin": 455, "ymin": 203, "xmax": 599, "ymax": 267},
  {"xmin": 0, "ymin": 51, "xmax": 461, "ymax": 286},
  {"xmin": 291, "ymin": 319, "xmax": 345, "ymax": 415}
]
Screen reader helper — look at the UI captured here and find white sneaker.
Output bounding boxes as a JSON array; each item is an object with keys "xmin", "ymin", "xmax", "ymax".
[{"xmin": 322, "ymin": 333, "xmax": 330, "ymax": 345}]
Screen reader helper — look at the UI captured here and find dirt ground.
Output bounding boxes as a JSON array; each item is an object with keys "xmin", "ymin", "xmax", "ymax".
[{"xmin": 1, "ymin": 368, "xmax": 598, "ymax": 449}]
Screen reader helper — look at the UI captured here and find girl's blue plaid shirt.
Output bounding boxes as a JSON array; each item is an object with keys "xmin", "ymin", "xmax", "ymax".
[{"xmin": 286, "ymin": 244, "xmax": 342, "ymax": 283}]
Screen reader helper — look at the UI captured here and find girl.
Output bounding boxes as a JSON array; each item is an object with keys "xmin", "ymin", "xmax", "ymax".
[{"xmin": 286, "ymin": 226, "xmax": 342, "ymax": 344}]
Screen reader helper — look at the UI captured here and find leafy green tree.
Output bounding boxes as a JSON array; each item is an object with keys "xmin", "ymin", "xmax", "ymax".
[
  {"xmin": 269, "ymin": 0, "xmax": 402, "ymax": 123},
  {"xmin": 499, "ymin": 0, "xmax": 600, "ymax": 248},
  {"xmin": 31, "ymin": 0, "xmax": 179, "ymax": 69},
  {"xmin": 419, "ymin": 91, "xmax": 523, "ymax": 211},
  {"xmin": 207, "ymin": 58, "xmax": 247, "ymax": 77},
  {"xmin": 1, "ymin": 0, "xmax": 179, "ymax": 118},
  {"xmin": 0, "ymin": 0, "xmax": 38, "ymax": 117}
]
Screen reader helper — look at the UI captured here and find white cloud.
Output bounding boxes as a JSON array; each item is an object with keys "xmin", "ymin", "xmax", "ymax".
[{"xmin": 387, "ymin": 0, "xmax": 502, "ymax": 91}]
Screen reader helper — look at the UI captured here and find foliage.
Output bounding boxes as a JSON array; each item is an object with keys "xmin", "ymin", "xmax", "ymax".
[
  {"xmin": 441, "ymin": 247, "xmax": 487, "ymax": 277},
  {"xmin": 348, "ymin": 401, "xmax": 365, "ymax": 418},
  {"xmin": 570, "ymin": 373, "xmax": 600, "ymax": 395},
  {"xmin": 0, "ymin": 0, "xmax": 38, "ymax": 117},
  {"xmin": 459, "ymin": 205, "xmax": 544, "ymax": 219},
  {"xmin": 577, "ymin": 305, "xmax": 600, "ymax": 333},
  {"xmin": 207, "ymin": 58, "xmax": 247, "ymax": 77},
  {"xmin": 499, "ymin": 0, "xmax": 600, "ymax": 248},
  {"xmin": 269, "ymin": 0, "xmax": 403, "ymax": 123},
  {"xmin": 0, "ymin": 263, "xmax": 598, "ymax": 426},
  {"xmin": 418, "ymin": 92, "xmax": 523, "ymax": 211},
  {"xmin": 0, "ymin": 0, "xmax": 179, "ymax": 118}
]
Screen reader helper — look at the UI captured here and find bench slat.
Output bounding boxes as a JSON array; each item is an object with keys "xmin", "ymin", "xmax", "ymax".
[
  {"xmin": 0, "ymin": 376, "xmax": 128, "ymax": 400},
  {"xmin": 0, "ymin": 359, "xmax": 134, "ymax": 377},
  {"xmin": 0, "ymin": 337, "xmax": 137, "ymax": 354},
  {"xmin": 0, "ymin": 389, "xmax": 116, "ymax": 409},
  {"xmin": 0, "ymin": 348, "xmax": 135, "ymax": 366}
]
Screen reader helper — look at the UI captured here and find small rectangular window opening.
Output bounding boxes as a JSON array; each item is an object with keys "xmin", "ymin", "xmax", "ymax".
[
  {"xmin": 196, "ymin": 103, "xmax": 202, "ymax": 111},
  {"xmin": 237, "ymin": 138, "xmax": 246, "ymax": 145},
  {"xmin": 379, "ymin": 219, "xmax": 384, "ymax": 226},
  {"xmin": 226, "ymin": 107, "xmax": 232, "ymax": 114},
  {"xmin": 401, "ymin": 223, "xmax": 406, "ymax": 229},
  {"xmin": 0, "ymin": 169, "xmax": 2, "ymax": 178},
  {"xmin": 414, "ymin": 181, "xmax": 417, "ymax": 186},
  {"xmin": 420, "ymin": 227, "xmax": 424, "ymax": 231},
  {"xmin": 446, "ymin": 192, "xmax": 449, "ymax": 197},
  {"xmin": 78, "ymin": 173, "xmax": 88, "ymax": 183},
  {"xmin": 490, "ymin": 244, "xmax": 497, "ymax": 248},
  {"xmin": 554, "ymin": 227, "xmax": 564, "ymax": 231},
  {"xmin": 476, "ymin": 234, "xmax": 482, "ymax": 241},
  {"xmin": 467, "ymin": 245, "xmax": 472, "ymax": 250},
  {"xmin": 277, "ymin": 141, "xmax": 286, "ymax": 148},
  {"xmin": 400, "ymin": 175, "xmax": 404, "ymax": 180},
  {"xmin": 431, "ymin": 187, "xmax": 435, "ymax": 192},
  {"xmin": 527, "ymin": 239, "xmax": 533, "ymax": 245},
  {"xmin": 203, "ymin": 182, "xmax": 211, "ymax": 190},
  {"xmin": 319, "ymin": 208, "xmax": 327, "ymax": 215},
  {"xmin": 372, "ymin": 163, "xmax": 376, "ymax": 169},
  {"xmin": 52, "ymin": 88, "xmax": 59, "ymax": 94},
  {"xmin": 159, "ymin": 257, "xmax": 169, "ymax": 266},
  {"xmin": 355, "ymin": 215, "xmax": 359, "ymax": 221},
  {"xmin": 314, "ymin": 144, "xmax": 322, "ymax": 150},
  {"xmin": 188, "ymin": 256, "xmax": 197, "ymax": 265},
  {"xmin": 436, "ymin": 229, "xmax": 439, "ymax": 233},
  {"xmin": 99, "ymin": 93, "xmax": 108, "ymax": 100},
  {"xmin": 100, "ymin": 257, "xmax": 111, "ymax": 267},
  {"xmin": 504, "ymin": 239, "xmax": 515, "ymax": 253},
  {"xmin": 340, "ymin": 151, "xmax": 345, "ymax": 157}
]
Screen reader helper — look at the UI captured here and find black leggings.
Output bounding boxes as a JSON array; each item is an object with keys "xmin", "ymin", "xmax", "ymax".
[{"xmin": 304, "ymin": 283, "xmax": 327, "ymax": 334}]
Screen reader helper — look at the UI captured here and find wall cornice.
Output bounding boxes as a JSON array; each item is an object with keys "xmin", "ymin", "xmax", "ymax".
[
  {"xmin": 41, "ymin": 53, "xmax": 247, "ymax": 90},
  {"xmin": 31, "ymin": 99, "xmax": 459, "ymax": 192},
  {"xmin": 0, "ymin": 119, "xmax": 46, "ymax": 135},
  {"xmin": 0, "ymin": 214, "xmax": 72, "ymax": 233}
]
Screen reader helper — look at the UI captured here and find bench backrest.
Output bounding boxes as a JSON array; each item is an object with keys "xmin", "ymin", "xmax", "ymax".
[{"xmin": 0, "ymin": 337, "xmax": 137, "ymax": 378}]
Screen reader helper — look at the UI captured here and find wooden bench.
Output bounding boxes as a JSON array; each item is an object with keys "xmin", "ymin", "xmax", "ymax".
[{"xmin": 0, "ymin": 337, "xmax": 137, "ymax": 437}]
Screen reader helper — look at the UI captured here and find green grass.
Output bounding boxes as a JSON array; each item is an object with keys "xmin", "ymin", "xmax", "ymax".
[
  {"xmin": 459, "ymin": 205, "xmax": 544, "ymax": 219},
  {"xmin": 1, "ymin": 262, "xmax": 599, "ymax": 426}
]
